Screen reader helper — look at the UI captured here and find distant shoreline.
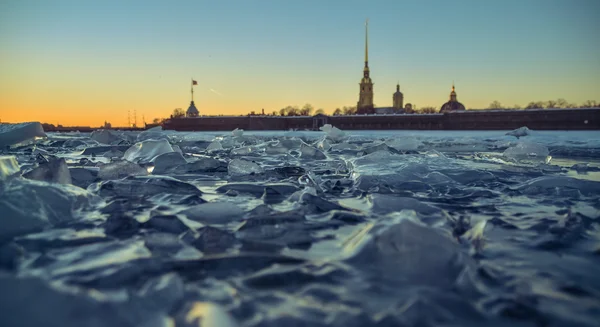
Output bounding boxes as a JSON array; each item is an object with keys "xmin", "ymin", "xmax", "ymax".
[{"xmin": 13, "ymin": 107, "xmax": 598, "ymax": 132}]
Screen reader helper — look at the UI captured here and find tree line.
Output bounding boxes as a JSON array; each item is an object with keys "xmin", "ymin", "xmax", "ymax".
[
  {"xmin": 488, "ymin": 99, "xmax": 599, "ymax": 110},
  {"xmin": 161, "ymin": 98, "xmax": 599, "ymax": 122}
]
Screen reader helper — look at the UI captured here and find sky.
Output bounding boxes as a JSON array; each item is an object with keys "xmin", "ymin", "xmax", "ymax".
[{"xmin": 1, "ymin": 0, "xmax": 599, "ymax": 127}]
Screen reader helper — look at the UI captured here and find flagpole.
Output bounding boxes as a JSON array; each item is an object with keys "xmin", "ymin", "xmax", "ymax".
[{"xmin": 191, "ymin": 78, "xmax": 194, "ymax": 102}]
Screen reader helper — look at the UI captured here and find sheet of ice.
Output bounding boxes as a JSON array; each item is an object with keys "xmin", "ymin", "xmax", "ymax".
[
  {"xmin": 98, "ymin": 160, "xmax": 147, "ymax": 180},
  {"xmin": 181, "ymin": 202, "xmax": 245, "ymax": 224},
  {"xmin": 22, "ymin": 157, "xmax": 72, "ymax": 184},
  {"xmin": 385, "ymin": 137, "xmax": 423, "ymax": 151},
  {"xmin": 0, "ymin": 275, "xmax": 169, "ymax": 327},
  {"xmin": 319, "ymin": 124, "xmax": 346, "ymax": 142},
  {"xmin": 90, "ymin": 129, "xmax": 123, "ymax": 145},
  {"xmin": 206, "ymin": 140, "xmax": 224, "ymax": 152},
  {"xmin": 300, "ymin": 143, "xmax": 326, "ymax": 159},
  {"xmin": 178, "ymin": 302, "xmax": 238, "ymax": 327},
  {"xmin": 136, "ymin": 126, "xmax": 168, "ymax": 142},
  {"xmin": 228, "ymin": 159, "xmax": 263, "ymax": 176},
  {"xmin": 123, "ymin": 139, "xmax": 175, "ymax": 163},
  {"xmin": 0, "ymin": 155, "xmax": 20, "ymax": 180},
  {"xmin": 0, "ymin": 178, "xmax": 100, "ymax": 242},
  {"xmin": 232, "ymin": 128, "xmax": 244, "ymax": 138},
  {"xmin": 0, "ymin": 122, "xmax": 46, "ymax": 148},
  {"xmin": 506, "ymin": 126, "xmax": 531, "ymax": 138},
  {"xmin": 503, "ymin": 141, "xmax": 549, "ymax": 163},
  {"xmin": 152, "ymin": 152, "xmax": 188, "ymax": 174}
]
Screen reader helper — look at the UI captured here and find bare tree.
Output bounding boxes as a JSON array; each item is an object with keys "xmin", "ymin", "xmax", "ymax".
[
  {"xmin": 299, "ymin": 103, "xmax": 314, "ymax": 116},
  {"xmin": 512, "ymin": 104, "xmax": 522, "ymax": 110},
  {"xmin": 556, "ymin": 98, "xmax": 568, "ymax": 108},
  {"xmin": 315, "ymin": 108, "xmax": 325, "ymax": 115},
  {"xmin": 525, "ymin": 102, "xmax": 544, "ymax": 109},
  {"xmin": 152, "ymin": 118, "xmax": 161, "ymax": 124},
  {"xmin": 172, "ymin": 108, "xmax": 185, "ymax": 118},
  {"xmin": 581, "ymin": 100, "xmax": 598, "ymax": 108},
  {"xmin": 342, "ymin": 106, "xmax": 357, "ymax": 115},
  {"xmin": 419, "ymin": 106, "xmax": 437, "ymax": 114},
  {"xmin": 488, "ymin": 101, "xmax": 503, "ymax": 109},
  {"xmin": 546, "ymin": 100, "xmax": 557, "ymax": 108},
  {"xmin": 333, "ymin": 108, "xmax": 342, "ymax": 116}
]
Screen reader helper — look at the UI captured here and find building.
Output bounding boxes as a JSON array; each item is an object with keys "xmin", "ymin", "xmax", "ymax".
[
  {"xmin": 439, "ymin": 84, "xmax": 466, "ymax": 113},
  {"xmin": 186, "ymin": 101, "xmax": 199, "ymax": 117},
  {"xmin": 356, "ymin": 20, "xmax": 374, "ymax": 114},
  {"xmin": 356, "ymin": 21, "xmax": 406, "ymax": 115}
]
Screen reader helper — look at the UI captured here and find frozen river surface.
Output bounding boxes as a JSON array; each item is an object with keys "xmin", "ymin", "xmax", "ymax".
[{"xmin": 1, "ymin": 126, "xmax": 599, "ymax": 327}]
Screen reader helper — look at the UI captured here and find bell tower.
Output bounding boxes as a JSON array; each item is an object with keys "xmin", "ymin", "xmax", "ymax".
[{"xmin": 357, "ymin": 19, "xmax": 374, "ymax": 114}]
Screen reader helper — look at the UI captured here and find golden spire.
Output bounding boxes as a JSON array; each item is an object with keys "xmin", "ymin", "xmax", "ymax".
[{"xmin": 365, "ymin": 19, "xmax": 369, "ymax": 66}]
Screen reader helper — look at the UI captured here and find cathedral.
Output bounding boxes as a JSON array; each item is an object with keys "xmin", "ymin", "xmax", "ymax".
[
  {"xmin": 356, "ymin": 20, "xmax": 465, "ymax": 114},
  {"xmin": 356, "ymin": 20, "xmax": 408, "ymax": 115}
]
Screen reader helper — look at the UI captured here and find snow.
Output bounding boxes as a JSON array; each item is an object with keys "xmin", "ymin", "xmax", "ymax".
[{"xmin": 0, "ymin": 122, "xmax": 46, "ymax": 148}]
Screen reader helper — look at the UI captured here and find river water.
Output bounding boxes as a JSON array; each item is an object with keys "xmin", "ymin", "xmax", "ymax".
[{"xmin": 1, "ymin": 128, "xmax": 599, "ymax": 327}]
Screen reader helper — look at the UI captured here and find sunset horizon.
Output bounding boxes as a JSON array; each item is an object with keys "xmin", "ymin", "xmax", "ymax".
[{"xmin": 1, "ymin": 0, "xmax": 599, "ymax": 127}]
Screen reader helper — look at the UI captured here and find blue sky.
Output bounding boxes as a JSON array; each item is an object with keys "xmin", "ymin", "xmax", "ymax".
[{"xmin": 1, "ymin": 0, "xmax": 599, "ymax": 124}]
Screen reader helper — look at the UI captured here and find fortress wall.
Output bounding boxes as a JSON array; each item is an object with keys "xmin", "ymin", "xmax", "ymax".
[{"xmin": 163, "ymin": 109, "xmax": 600, "ymax": 131}]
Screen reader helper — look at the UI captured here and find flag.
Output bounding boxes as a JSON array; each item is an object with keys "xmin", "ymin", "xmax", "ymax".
[{"xmin": 192, "ymin": 80, "xmax": 198, "ymax": 85}]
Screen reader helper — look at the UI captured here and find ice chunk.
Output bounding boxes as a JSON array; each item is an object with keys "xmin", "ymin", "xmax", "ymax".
[
  {"xmin": 232, "ymin": 128, "xmax": 244, "ymax": 138},
  {"xmin": 0, "ymin": 275, "xmax": 168, "ymax": 327},
  {"xmin": 181, "ymin": 202, "xmax": 245, "ymax": 224},
  {"xmin": 80, "ymin": 145, "xmax": 129, "ymax": 155},
  {"xmin": 123, "ymin": 139, "xmax": 175, "ymax": 164},
  {"xmin": 177, "ymin": 302, "xmax": 238, "ymax": 327},
  {"xmin": 319, "ymin": 124, "xmax": 346, "ymax": 142},
  {"xmin": 136, "ymin": 126, "xmax": 168, "ymax": 142},
  {"xmin": 0, "ymin": 156, "xmax": 20, "ymax": 181},
  {"xmin": 506, "ymin": 126, "xmax": 531, "ymax": 138},
  {"xmin": 315, "ymin": 137, "xmax": 331, "ymax": 151},
  {"xmin": 152, "ymin": 152, "xmax": 188, "ymax": 174},
  {"xmin": 206, "ymin": 140, "xmax": 224, "ymax": 152},
  {"xmin": 344, "ymin": 216, "xmax": 472, "ymax": 288},
  {"xmin": 69, "ymin": 167, "xmax": 99, "ymax": 189},
  {"xmin": 228, "ymin": 159, "xmax": 263, "ymax": 176},
  {"xmin": 98, "ymin": 160, "xmax": 147, "ymax": 180},
  {"xmin": 503, "ymin": 141, "xmax": 549, "ymax": 162},
  {"xmin": 88, "ymin": 175, "xmax": 203, "ymax": 198},
  {"xmin": 300, "ymin": 143, "xmax": 326, "ymax": 159},
  {"xmin": 368, "ymin": 194, "xmax": 441, "ymax": 215},
  {"xmin": 22, "ymin": 157, "xmax": 72, "ymax": 185},
  {"xmin": 385, "ymin": 137, "xmax": 423, "ymax": 151},
  {"xmin": 230, "ymin": 146, "xmax": 255, "ymax": 156},
  {"xmin": 0, "ymin": 122, "xmax": 46, "ymax": 148},
  {"xmin": 512, "ymin": 176, "xmax": 600, "ymax": 196},
  {"xmin": 90, "ymin": 129, "xmax": 123, "ymax": 145},
  {"xmin": 0, "ymin": 178, "xmax": 100, "ymax": 242}
]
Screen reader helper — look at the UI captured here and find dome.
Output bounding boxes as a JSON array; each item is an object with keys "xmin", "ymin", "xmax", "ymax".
[
  {"xmin": 440, "ymin": 101, "xmax": 465, "ymax": 113},
  {"xmin": 186, "ymin": 101, "xmax": 199, "ymax": 117}
]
